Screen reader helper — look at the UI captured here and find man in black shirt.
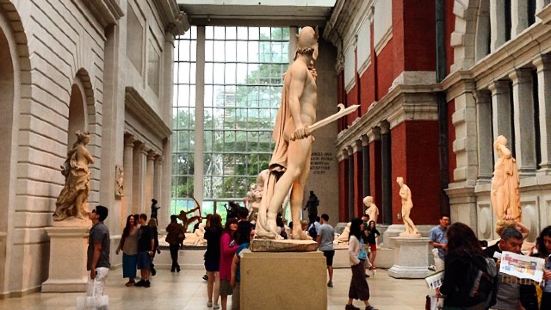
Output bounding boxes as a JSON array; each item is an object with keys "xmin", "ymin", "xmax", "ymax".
[
  {"xmin": 136, "ymin": 213, "xmax": 154, "ymax": 287},
  {"xmin": 87, "ymin": 205, "xmax": 110, "ymax": 298}
]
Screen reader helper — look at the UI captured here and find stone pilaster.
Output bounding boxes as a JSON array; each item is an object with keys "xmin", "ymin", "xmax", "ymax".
[
  {"xmin": 132, "ymin": 142, "xmax": 147, "ymax": 214},
  {"xmin": 511, "ymin": 0, "xmax": 529, "ymax": 37},
  {"xmin": 475, "ymin": 90, "xmax": 493, "ymax": 182},
  {"xmin": 509, "ymin": 69, "xmax": 537, "ymax": 175},
  {"xmin": 533, "ymin": 55, "xmax": 551, "ymax": 172},
  {"xmin": 490, "ymin": 0, "xmax": 507, "ymax": 51},
  {"xmin": 488, "ymin": 80, "xmax": 513, "ymax": 161},
  {"xmin": 122, "ymin": 134, "xmax": 135, "ymax": 223},
  {"xmin": 380, "ymin": 122, "xmax": 392, "ymax": 225},
  {"xmin": 145, "ymin": 150, "xmax": 156, "ymax": 210}
]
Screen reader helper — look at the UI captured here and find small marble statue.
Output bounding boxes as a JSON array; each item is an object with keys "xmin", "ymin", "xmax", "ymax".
[
  {"xmin": 115, "ymin": 165, "xmax": 124, "ymax": 198},
  {"xmin": 334, "ymin": 222, "xmax": 351, "ymax": 244},
  {"xmin": 491, "ymin": 135, "xmax": 521, "ymax": 231},
  {"xmin": 396, "ymin": 177, "xmax": 420, "ymax": 237},
  {"xmin": 363, "ymin": 196, "xmax": 379, "ymax": 224},
  {"xmin": 183, "ymin": 222, "xmax": 207, "ymax": 246},
  {"xmin": 256, "ymin": 26, "xmax": 319, "ymax": 240},
  {"xmin": 53, "ymin": 131, "xmax": 94, "ymax": 221}
]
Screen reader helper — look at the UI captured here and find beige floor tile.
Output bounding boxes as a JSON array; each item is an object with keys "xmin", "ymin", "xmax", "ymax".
[{"xmin": 0, "ymin": 268, "xmax": 428, "ymax": 309}]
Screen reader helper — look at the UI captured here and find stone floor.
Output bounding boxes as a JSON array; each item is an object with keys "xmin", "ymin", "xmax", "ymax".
[{"xmin": 0, "ymin": 268, "xmax": 428, "ymax": 309}]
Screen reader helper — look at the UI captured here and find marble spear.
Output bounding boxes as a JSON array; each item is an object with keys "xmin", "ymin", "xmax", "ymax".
[{"xmin": 288, "ymin": 103, "xmax": 360, "ymax": 141}]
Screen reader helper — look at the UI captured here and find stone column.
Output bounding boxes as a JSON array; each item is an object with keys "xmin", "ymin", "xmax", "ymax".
[
  {"xmin": 132, "ymin": 142, "xmax": 147, "ymax": 214},
  {"xmin": 489, "ymin": 80, "xmax": 513, "ymax": 162},
  {"xmin": 145, "ymin": 150, "xmax": 156, "ymax": 211},
  {"xmin": 511, "ymin": 0, "xmax": 529, "ymax": 37},
  {"xmin": 153, "ymin": 156, "xmax": 162, "ymax": 201},
  {"xmin": 533, "ymin": 55, "xmax": 551, "ymax": 172},
  {"xmin": 352, "ymin": 140, "xmax": 363, "ymax": 217},
  {"xmin": 122, "ymin": 134, "xmax": 134, "ymax": 223},
  {"xmin": 347, "ymin": 146, "xmax": 354, "ymax": 221},
  {"xmin": 510, "ymin": 69, "xmax": 536, "ymax": 175},
  {"xmin": 476, "ymin": 90, "xmax": 493, "ymax": 182},
  {"xmin": 490, "ymin": 0, "xmax": 507, "ymax": 51},
  {"xmin": 380, "ymin": 122, "xmax": 392, "ymax": 225},
  {"xmin": 361, "ymin": 135, "xmax": 370, "ymax": 197}
]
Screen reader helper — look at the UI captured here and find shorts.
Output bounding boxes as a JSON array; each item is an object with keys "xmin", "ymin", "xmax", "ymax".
[
  {"xmin": 204, "ymin": 258, "xmax": 220, "ymax": 272},
  {"xmin": 137, "ymin": 252, "xmax": 151, "ymax": 269},
  {"xmin": 220, "ymin": 279, "xmax": 233, "ymax": 295},
  {"xmin": 369, "ymin": 243, "xmax": 377, "ymax": 252},
  {"xmin": 323, "ymin": 250, "xmax": 335, "ymax": 266}
]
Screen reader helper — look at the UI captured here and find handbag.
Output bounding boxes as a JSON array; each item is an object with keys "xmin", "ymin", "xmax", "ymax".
[{"xmin": 76, "ymin": 279, "xmax": 109, "ymax": 309}]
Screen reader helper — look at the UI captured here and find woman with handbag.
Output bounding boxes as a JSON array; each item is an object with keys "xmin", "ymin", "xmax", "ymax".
[
  {"xmin": 346, "ymin": 218, "xmax": 376, "ymax": 310},
  {"xmin": 166, "ymin": 215, "xmax": 184, "ymax": 272},
  {"xmin": 115, "ymin": 215, "xmax": 139, "ymax": 287}
]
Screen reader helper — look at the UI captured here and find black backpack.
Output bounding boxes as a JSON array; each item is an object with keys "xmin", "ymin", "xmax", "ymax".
[
  {"xmin": 308, "ymin": 223, "xmax": 318, "ymax": 240},
  {"xmin": 468, "ymin": 256, "xmax": 498, "ymax": 308}
]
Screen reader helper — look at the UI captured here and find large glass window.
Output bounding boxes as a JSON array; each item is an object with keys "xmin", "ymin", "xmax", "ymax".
[
  {"xmin": 172, "ymin": 27, "xmax": 197, "ymax": 215},
  {"xmin": 172, "ymin": 26, "xmax": 290, "ymax": 217}
]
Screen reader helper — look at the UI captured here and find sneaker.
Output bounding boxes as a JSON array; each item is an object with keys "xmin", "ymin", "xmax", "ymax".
[
  {"xmin": 213, "ymin": 304, "xmax": 220, "ymax": 309},
  {"xmin": 207, "ymin": 301, "xmax": 213, "ymax": 308},
  {"xmin": 327, "ymin": 281, "xmax": 333, "ymax": 288},
  {"xmin": 345, "ymin": 304, "xmax": 360, "ymax": 310},
  {"xmin": 151, "ymin": 267, "xmax": 157, "ymax": 276},
  {"xmin": 125, "ymin": 280, "xmax": 135, "ymax": 287},
  {"xmin": 428, "ymin": 265, "xmax": 436, "ymax": 271},
  {"xmin": 143, "ymin": 280, "xmax": 150, "ymax": 288},
  {"xmin": 365, "ymin": 306, "xmax": 377, "ymax": 310},
  {"xmin": 202, "ymin": 274, "xmax": 208, "ymax": 281},
  {"xmin": 134, "ymin": 280, "xmax": 146, "ymax": 287}
]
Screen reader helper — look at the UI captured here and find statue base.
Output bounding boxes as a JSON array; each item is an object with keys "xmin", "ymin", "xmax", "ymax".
[
  {"xmin": 388, "ymin": 237, "xmax": 431, "ymax": 279},
  {"xmin": 240, "ymin": 251, "xmax": 326, "ymax": 310},
  {"xmin": 250, "ymin": 238, "xmax": 318, "ymax": 252},
  {"xmin": 42, "ymin": 226, "xmax": 90, "ymax": 292}
]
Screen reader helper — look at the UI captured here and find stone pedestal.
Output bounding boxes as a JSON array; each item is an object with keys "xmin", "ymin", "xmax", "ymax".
[
  {"xmin": 42, "ymin": 226, "xmax": 89, "ymax": 292},
  {"xmin": 388, "ymin": 237, "xmax": 431, "ymax": 279},
  {"xmin": 241, "ymin": 251, "xmax": 327, "ymax": 310}
]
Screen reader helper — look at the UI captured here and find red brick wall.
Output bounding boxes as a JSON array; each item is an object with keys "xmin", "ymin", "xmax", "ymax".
[
  {"xmin": 392, "ymin": 0, "xmax": 405, "ymax": 74},
  {"xmin": 376, "ymin": 38, "xmax": 395, "ymax": 100},
  {"xmin": 346, "ymin": 84, "xmax": 358, "ymax": 125},
  {"xmin": 403, "ymin": 0, "xmax": 436, "ymax": 71}
]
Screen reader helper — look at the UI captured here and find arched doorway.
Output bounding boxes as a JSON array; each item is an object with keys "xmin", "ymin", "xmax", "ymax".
[{"xmin": 67, "ymin": 81, "xmax": 88, "ymax": 148}]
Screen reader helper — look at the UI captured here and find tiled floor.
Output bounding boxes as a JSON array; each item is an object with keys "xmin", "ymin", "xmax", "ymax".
[{"xmin": 0, "ymin": 268, "xmax": 428, "ymax": 309}]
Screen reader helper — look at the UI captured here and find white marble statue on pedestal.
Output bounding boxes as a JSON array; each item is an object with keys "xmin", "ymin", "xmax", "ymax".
[
  {"xmin": 363, "ymin": 196, "xmax": 379, "ymax": 224},
  {"xmin": 396, "ymin": 177, "xmax": 420, "ymax": 237}
]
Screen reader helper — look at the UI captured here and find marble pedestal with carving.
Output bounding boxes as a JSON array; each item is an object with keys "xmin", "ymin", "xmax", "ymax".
[
  {"xmin": 388, "ymin": 237, "xmax": 431, "ymax": 279},
  {"xmin": 42, "ymin": 226, "xmax": 89, "ymax": 292},
  {"xmin": 241, "ymin": 251, "xmax": 326, "ymax": 310}
]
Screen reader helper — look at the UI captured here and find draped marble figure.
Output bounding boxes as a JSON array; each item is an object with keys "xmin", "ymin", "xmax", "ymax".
[
  {"xmin": 53, "ymin": 131, "xmax": 94, "ymax": 221},
  {"xmin": 491, "ymin": 135, "xmax": 521, "ymax": 229}
]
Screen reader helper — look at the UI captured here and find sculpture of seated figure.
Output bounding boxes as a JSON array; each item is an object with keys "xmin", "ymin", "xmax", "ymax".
[
  {"xmin": 183, "ymin": 223, "xmax": 207, "ymax": 246},
  {"xmin": 334, "ymin": 222, "xmax": 351, "ymax": 244}
]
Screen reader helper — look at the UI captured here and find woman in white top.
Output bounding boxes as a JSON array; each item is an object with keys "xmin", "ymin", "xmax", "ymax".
[{"xmin": 346, "ymin": 218, "xmax": 375, "ymax": 310}]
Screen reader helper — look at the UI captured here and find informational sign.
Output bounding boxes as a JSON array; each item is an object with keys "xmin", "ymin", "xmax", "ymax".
[
  {"xmin": 500, "ymin": 251, "xmax": 545, "ymax": 283},
  {"xmin": 310, "ymin": 152, "xmax": 333, "ymax": 175}
]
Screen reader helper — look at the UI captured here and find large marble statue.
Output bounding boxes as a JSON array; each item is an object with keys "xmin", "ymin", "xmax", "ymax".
[
  {"xmin": 256, "ymin": 26, "xmax": 319, "ymax": 240},
  {"xmin": 53, "ymin": 131, "xmax": 94, "ymax": 221},
  {"xmin": 491, "ymin": 135, "xmax": 521, "ymax": 230},
  {"xmin": 396, "ymin": 177, "xmax": 420, "ymax": 237},
  {"xmin": 363, "ymin": 196, "xmax": 379, "ymax": 224}
]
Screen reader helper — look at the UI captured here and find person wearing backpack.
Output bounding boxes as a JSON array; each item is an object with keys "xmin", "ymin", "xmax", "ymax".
[
  {"xmin": 440, "ymin": 222, "xmax": 497, "ymax": 309},
  {"xmin": 483, "ymin": 227, "xmax": 538, "ymax": 310}
]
